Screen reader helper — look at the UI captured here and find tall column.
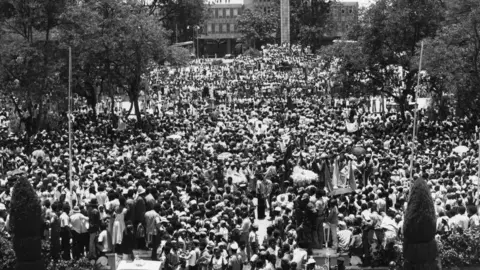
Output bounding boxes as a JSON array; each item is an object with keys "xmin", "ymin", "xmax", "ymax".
[{"xmin": 280, "ymin": 0, "xmax": 290, "ymax": 45}]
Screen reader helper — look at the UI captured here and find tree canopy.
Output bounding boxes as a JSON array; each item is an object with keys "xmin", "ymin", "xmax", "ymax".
[
  {"xmin": 236, "ymin": 8, "xmax": 279, "ymax": 48},
  {"xmin": 0, "ymin": 0, "xmax": 195, "ymax": 136},
  {"xmin": 320, "ymin": 0, "xmax": 446, "ymax": 118}
]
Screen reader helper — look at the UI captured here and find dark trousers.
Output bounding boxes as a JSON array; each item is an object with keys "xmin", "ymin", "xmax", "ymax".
[
  {"xmin": 134, "ymin": 221, "xmax": 146, "ymax": 250},
  {"xmin": 82, "ymin": 232, "xmax": 90, "ymax": 253},
  {"xmin": 60, "ymin": 227, "xmax": 71, "ymax": 260},
  {"xmin": 151, "ymin": 234, "xmax": 160, "ymax": 260},
  {"xmin": 72, "ymin": 231, "xmax": 89, "ymax": 259},
  {"xmin": 257, "ymin": 194, "xmax": 266, "ymax": 220},
  {"xmin": 268, "ymin": 193, "xmax": 274, "ymax": 218}
]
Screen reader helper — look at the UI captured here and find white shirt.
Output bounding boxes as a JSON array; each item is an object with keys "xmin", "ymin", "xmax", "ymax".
[
  {"xmin": 292, "ymin": 248, "xmax": 307, "ymax": 270},
  {"xmin": 187, "ymin": 249, "xmax": 197, "ymax": 266},
  {"xmin": 98, "ymin": 230, "xmax": 109, "ymax": 252},
  {"xmin": 60, "ymin": 212, "xmax": 70, "ymax": 228}
]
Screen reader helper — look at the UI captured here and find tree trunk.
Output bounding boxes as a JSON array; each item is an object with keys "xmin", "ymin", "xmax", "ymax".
[
  {"xmin": 126, "ymin": 101, "xmax": 134, "ymax": 118},
  {"xmin": 133, "ymin": 95, "xmax": 142, "ymax": 123}
]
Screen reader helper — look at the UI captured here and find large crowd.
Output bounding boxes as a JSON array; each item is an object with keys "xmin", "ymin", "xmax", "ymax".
[{"xmin": 0, "ymin": 44, "xmax": 479, "ymax": 270}]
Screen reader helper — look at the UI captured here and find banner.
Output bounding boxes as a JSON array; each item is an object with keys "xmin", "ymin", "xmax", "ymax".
[
  {"xmin": 332, "ymin": 159, "xmax": 340, "ymax": 188},
  {"xmin": 345, "ymin": 120, "xmax": 359, "ymax": 133},
  {"xmin": 348, "ymin": 161, "xmax": 356, "ymax": 190},
  {"xmin": 417, "ymin": 98, "xmax": 432, "ymax": 110}
]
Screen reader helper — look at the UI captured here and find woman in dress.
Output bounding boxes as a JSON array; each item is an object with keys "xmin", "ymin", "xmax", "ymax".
[{"xmin": 112, "ymin": 196, "xmax": 127, "ymax": 254}]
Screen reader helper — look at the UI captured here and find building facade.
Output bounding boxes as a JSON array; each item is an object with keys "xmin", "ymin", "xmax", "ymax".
[
  {"xmin": 328, "ymin": 2, "xmax": 359, "ymax": 38},
  {"xmin": 198, "ymin": 0, "xmax": 244, "ymax": 57}
]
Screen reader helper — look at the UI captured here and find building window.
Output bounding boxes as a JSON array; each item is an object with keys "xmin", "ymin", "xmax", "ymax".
[
  {"xmin": 342, "ymin": 9, "xmax": 345, "ymax": 14},
  {"xmin": 349, "ymin": 8, "xmax": 353, "ymax": 13},
  {"xmin": 230, "ymin": 23, "xmax": 235, "ymax": 32},
  {"xmin": 215, "ymin": 9, "xmax": 218, "ymax": 18},
  {"xmin": 233, "ymin": 8, "xmax": 238, "ymax": 16},
  {"xmin": 219, "ymin": 8, "xmax": 223, "ymax": 17},
  {"xmin": 208, "ymin": 24, "xmax": 212, "ymax": 33},
  {"xmin": 222, "ymin": 24, "xmax": 227, "ymax": 32},
  {"xmin": 226, "ymin": 8, "xmax": 231, "ymax": 17},
  {"xmin": 215, "ymin": 24, "xmax": 219, "ymax": 33}
]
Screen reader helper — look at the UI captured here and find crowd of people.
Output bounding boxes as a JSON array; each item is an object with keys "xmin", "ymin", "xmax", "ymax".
[{"xmin": 0, "ymin": 44, "xmax": 479, "ymax": 270}]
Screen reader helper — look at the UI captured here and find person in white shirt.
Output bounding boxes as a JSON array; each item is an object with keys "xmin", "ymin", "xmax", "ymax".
[
  {"xmin": 449, "ymin": 206, "xmax": 469, "ymax": 232},
  {"xmin": 70, "ymin": 206, "xmax": 89, "ymax": 259},
  {"xmin": 96, "ymin": 185, "xmax": 109, "ymax": 207},
  {"xmin": 186, "ymin": 240, "xmax": 199, "ymax": 270},
  {"xmin": 219, "ymin": 221, "xmax": 229, "ymax": 242},
  {"xmin": 292, "ymin": 243, "xmax": 308, "ymax": 270},
  {"xmin": 337, "ymin": 222, "xmax": 353, "ymax": 254},
  {"xmin": 59, "ymin": 204, "xmax": 72, "ymax": 260},
  {"xmin": 97, "ymin": 222, "xmax": 110, "ymax": 255}
]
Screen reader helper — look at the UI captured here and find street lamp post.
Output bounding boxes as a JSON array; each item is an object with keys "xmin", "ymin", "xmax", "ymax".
[{"xmin": 188, "ymin": 25, "xmax": 201, "ymax": 59}]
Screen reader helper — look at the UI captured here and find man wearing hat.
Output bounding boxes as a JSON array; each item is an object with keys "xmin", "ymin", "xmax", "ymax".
[
  {"xmin": 87, "ymin": 198, "xmax": 101, "ymax": 259},
  {"xmin": 145, "ymin": 203, "xmax": 162, "ymax": 260},
  {"xmin": 70, "ymin": 206, "xmax": 89, "ymax": 259},
  {"xmin": 134, "ymin": 186, "xmax": 147, "ymax": 249}
]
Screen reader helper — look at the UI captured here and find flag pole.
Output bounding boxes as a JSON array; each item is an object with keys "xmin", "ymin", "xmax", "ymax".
[
  {"xmin": 68, "ymin": 47, "xmax": 73, "ymax": 198},
  {"xmin": 477, "ymin": 126, "xmax": 480, "ymax": 188},
  {"xmin": 409, "ymin": 41, "xmax": 424, "ymax": 180}
]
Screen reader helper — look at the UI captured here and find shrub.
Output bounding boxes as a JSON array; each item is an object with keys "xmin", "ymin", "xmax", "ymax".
[
  {"xmin": 0, "ymin": 235, "xmax": 16, "ymax": 270},
  {"xmin": 0, "ymin": 236, "xmax": 95, "ymax": 270},
  {"xmin": 45, "ymin": 258, "xmax": 95, "ymax": 270},
  {"xmin": 438, "ymin": 228, "xmax": 480, "ymax": 268},
  {"xmin": 10, "ymin": 177, "xmax": 44, "ymax": 270},
  {"xmin": 402, "ymin": 177, "xmax": 439, "ymax": 269}
]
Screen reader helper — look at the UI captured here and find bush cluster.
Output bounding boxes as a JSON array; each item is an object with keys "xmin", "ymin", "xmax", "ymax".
[{"xmin": 0, "ymin": 236, "xmax": 95, "ymax": 270}]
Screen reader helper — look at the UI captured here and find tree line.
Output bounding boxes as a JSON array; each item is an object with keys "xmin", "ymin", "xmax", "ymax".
[
  {"xmin": 0, "ymin": 0, "xmax": 207, "ymax": 135},
  {"xmin": 318, "ymin": 0, "xmax": 480, "ymax": 121}
]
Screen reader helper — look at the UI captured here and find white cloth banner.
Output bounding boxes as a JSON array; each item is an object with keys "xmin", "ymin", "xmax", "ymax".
[{"xmin": 345, "ymin": 121, "xmax": 359, "ymax": 133}]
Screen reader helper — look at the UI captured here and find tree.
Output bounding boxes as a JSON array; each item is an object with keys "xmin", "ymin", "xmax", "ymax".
[
  {"xmin": 61, "ymin": 0, "xmax": 169, "ymax": 124},
  {"xmin": 418, "ymin": 0, "xmax": 480, "ymax": 120},
  {"xmin": 166, "ymin": 46, "xmax": 192, "ymax": 66},
  {"xmin": 290, "ymin": 0, "xmax": 333, "ymax": 52},
  {"xmin": 0, "ymin": 0, "xmax": 70, "ymax": 136},
  {"xmin": 319, "ymin": 41, "xmax": 370, "ymax": 98},
  {"xmin": 147, "ymin": 0, "xmax": 208, "ymax": 44},
  {"xmin": 318, "ymin": 0, "xmax": 445, "ymax": 118},
  {"xmin": 403, "ymin": 177, "xmax": 440, "ymax": 269},
  {"xmin": 10, "ymin": 177, "xmax": 44, "ymax": 270},
  {"xmin": 358, "ymin": 0, "xmax": 445, "ymax": 118},
  {"xmin": 237, "ymin": 8, "xmax": 279, "ymax": 49}
]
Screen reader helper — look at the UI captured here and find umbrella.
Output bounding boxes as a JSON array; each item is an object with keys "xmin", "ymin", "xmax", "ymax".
[
  {"xmin": 329, "ymin": 187, "xmax": 353, "ymax": 196},
  {"xmin": 453, "ymin": 145, "xmax": 469, "ymax": 154},
  {"xmin": 32, "ymin": 149, "xmax": 46, "ymax": 159},
  {"xmin": 351, "ymin": 146, "xmax": 366, "ymax": 156},
  {"xmin": 218, "ymin": 152, "xmax": 233, "ymax": 160}
]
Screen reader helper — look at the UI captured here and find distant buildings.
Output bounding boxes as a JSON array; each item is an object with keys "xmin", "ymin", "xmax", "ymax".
[
  {"xmin": 197, "ymin": 0, "xmax": 359, "ymax": 56},
  {"xmin": 198, "ymin": 0, "xmax": 244, "ymax": 57}
]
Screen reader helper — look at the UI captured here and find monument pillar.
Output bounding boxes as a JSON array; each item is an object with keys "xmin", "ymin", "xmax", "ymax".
[{"xmin": 280, "ymin": 0, "xmax": 290, "ymax": 45}]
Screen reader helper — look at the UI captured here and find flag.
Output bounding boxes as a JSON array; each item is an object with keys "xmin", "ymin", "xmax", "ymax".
[
  {"xmin": 348, "ymin": 160, "xmax": 356, "ymax": 191},
  {"xmin": 325, "ymin": 160, "xmax": 334, "ymax": 192},
  {"xmin": 345, "ymin": 120, "xmax": 359, "ymax": 133},
  {"xmin": 332, "ymin": 159, "xmax": 340, "ymax": 188}
]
